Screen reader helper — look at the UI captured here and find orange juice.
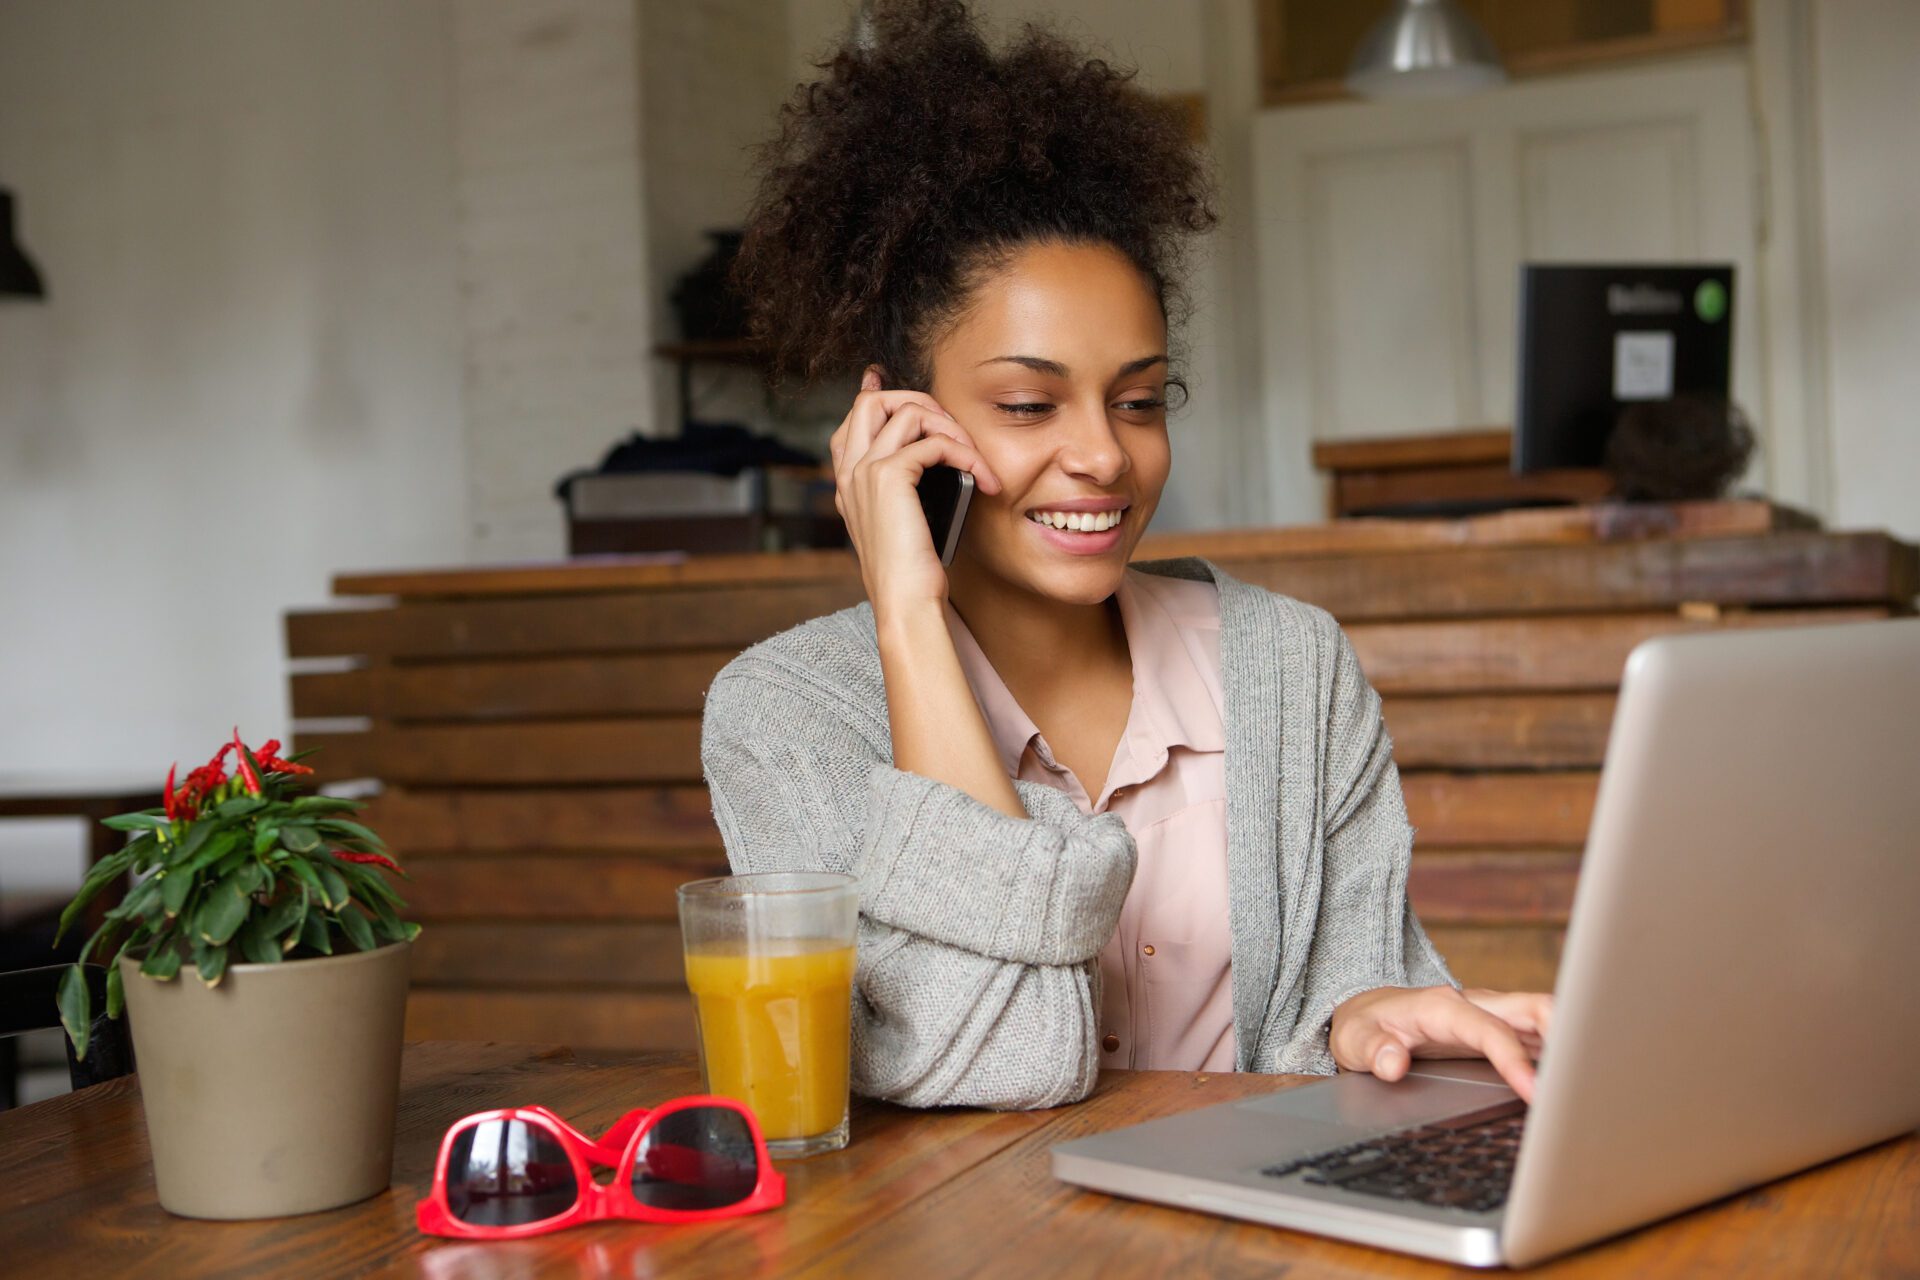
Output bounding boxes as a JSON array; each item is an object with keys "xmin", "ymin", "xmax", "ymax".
[{"xmin": 683, "ymin": 941, "xmax": 856, "ymax": 1141}]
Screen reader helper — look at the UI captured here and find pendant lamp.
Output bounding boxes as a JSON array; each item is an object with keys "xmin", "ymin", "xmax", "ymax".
[{"xmin": 1347, "ymin": 0, "xmax": 1506, "ymax": 100}]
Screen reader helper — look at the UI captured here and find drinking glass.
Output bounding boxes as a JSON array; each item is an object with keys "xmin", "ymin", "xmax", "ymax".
[{"xmin": 676, "ymin": 872, "xmax": 859, "ymax": 1158}]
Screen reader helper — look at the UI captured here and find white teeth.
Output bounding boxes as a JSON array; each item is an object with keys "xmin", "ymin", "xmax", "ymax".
[{"xmin": 1028, "ymin": 509, "xmax": 1123, "ymax": 532}]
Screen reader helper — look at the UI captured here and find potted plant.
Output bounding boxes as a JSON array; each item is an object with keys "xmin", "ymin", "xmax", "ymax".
[{"xmin": 55, "ymin": 730, "xmax": 420, "ymax": 1220}]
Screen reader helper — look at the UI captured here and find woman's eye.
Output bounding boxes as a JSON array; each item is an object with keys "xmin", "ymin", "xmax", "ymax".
[{"xmin": 992, "ymin": 399, "xmax": 1166, "ymax": 417}]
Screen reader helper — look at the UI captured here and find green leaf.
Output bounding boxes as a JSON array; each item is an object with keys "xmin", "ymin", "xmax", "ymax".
[
  {"xmin": 101, "ymin": 812, "xmax": 170, "ymax": 832},
  {"xmin": 55, "ymin": 846, "xmax": 142, "ymax": 942},
  {"xmin": 279, "ymin": 824, "xmax": 321, "ymax": 853},
  {"xmin": 283, "ymin": 856, "xmax": 325, "ymax": 897},
  {"xmin": 166, "ymin": 819, "xmax": 218, "ymax": 866},
  {"xmin": 290, "ymin": 796, "xmax": 359, "ymax": 815},
  {"xmin": 140, "ymin": 944, "xmax": 183, "ymax": 980},
  {"xmin": 333, "ymin": 861, "xmax": 404, "ymax": 909},
  {"xmin": 105, "ymin": 876, "xmax": 160, "ymax": 924},
  {"xmin": 213, "ymin": 840, "xmax": 251, "ymax": 877},
  {"xmin": 316, "ymin": 818, "xmax": 385, "ymax": 848},
  {"xmin": 236, "ymin": 915, "xmax": 282, "ymax": 965},
  {"xmin": 298, "ymin": 911, "xmax": 333, "ymax": 956},
  {"xmin": 177, "ymin": 829, "xmax": 239, "ymax": 882},
  {"xmin": 316, "ymin": 864, "xmax": 350, "ymax": 912},
  {"xmin": 252, "ymin": 822, "xmax": 281, "ymax": 854},
  {"xmin": 233, "ymin": 859, "xmax": 267, "ymax": 898},
  {"xmin": 121, "ymin": 831, "xmax": 161, "ymax": 867},
  {"xmin": 57, "ymin": 964, "xmax": 92, "ymax": 1061},
  {"xmin": 260, "ymin": 887, "xmax": 307, "ymax": 941},
  {"xmin": 372, "ymin": 909, "xmax": 419, "ymax": 944},
  {"xmin": 214, "ymin": 795, "xmax": 267, "ymax": 818},
  {"xmin": 194, "ymin": 940, "xmax": 229, "ymax": 987},
  {"xmin": 336, "ymin": 907, "xmax": 376, "ymax": 952},
  {"xmin": 105, "ymin": 957, "xmax": 126, "ymax": 1019},
  {"xmin": 75, "ymin": 919, "xmax": 119, "ymax": 967},
  {"xmin": 161, "ymin": 867, "xmax": 194, "ymax": 917},
  {"xmin": 196, "ymin": 876, "xmax": 249, "ymax": 945}
]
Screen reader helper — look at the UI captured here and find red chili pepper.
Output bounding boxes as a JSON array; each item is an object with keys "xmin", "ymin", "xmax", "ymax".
[
  {"xmin": 232, "ymin": 728, "xmax": 262, "ymax": 795},
  {"xmin": 164, "ymin": 763, "xmax": 179, "ymax": 822},
  {"xmin": 333, "ymin": 849, "xmax": 402, "ymax": 873}
]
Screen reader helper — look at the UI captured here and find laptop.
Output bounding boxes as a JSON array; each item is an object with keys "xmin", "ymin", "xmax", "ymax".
[{"xmin": 1052, "ymin": 617, "xmax": 1920, "ymax": 1268}]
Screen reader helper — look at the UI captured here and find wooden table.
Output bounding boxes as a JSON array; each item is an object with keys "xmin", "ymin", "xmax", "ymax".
[{"xmin": 3, "ymin": 1043, "xmax": 1912, "ymax": 1277}]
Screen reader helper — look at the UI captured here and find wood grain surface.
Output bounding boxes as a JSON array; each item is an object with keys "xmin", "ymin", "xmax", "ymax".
[
  {"xmin": 4, "ymin": 1043, "xmax": 1911, "ymax": 1279},
  {"xmin": 321, "ymin": 500, "xmax": 1814, "ymax": 600}
]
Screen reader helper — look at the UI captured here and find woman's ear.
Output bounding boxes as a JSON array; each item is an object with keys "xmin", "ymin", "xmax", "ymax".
[{"xmin": 862, "ymin": 364, "xmax": 885, "ymax": 391}]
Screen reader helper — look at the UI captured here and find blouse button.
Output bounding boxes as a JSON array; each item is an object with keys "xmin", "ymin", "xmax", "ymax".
[
  {"xmin": 1102, "ymin": 1033, "xmax": 1120, "ymax": 1053},
  {"xmin": 1142, "ymin": 944, "xmax": 1156, "ymax": 957}
]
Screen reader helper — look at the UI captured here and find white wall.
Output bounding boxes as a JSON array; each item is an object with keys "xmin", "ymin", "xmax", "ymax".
[
  {"xmin": 0, "ymin": 0, "xmax": 469, "ymax": 890},
  {"xmin": 451, "ymin": 0, "xmax": 662, "ymax": 561},
  {"xmin": 1811, "ymin": 0, "xmax": 1920, "ymax": 543}
]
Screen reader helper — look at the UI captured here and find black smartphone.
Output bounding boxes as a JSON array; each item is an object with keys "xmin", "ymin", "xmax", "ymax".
[{"xmin": 917, "ymin": 464, "xmax": 976, "ymax": 566}]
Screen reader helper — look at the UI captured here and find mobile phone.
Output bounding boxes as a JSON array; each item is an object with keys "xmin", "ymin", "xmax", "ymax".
[{"xmin": 918, "ymin": 464, "xmax": 975, "ymax": 566}]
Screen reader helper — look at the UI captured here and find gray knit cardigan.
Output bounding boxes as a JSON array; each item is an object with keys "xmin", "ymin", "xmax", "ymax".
[{"xmin": 699, "ymin": 556, "xmax": 1455, "ymax": 1110}]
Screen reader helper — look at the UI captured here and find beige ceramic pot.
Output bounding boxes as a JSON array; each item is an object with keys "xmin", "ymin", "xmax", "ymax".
[{"xmin": 118, "ymin": 940, "xmax": 410, "ymax": 1219}]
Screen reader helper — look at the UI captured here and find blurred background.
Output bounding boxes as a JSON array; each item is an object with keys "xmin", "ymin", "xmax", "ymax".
[{"xmin": 3, "ymin": 1, "xmax": 1916, "ymax": 1098}]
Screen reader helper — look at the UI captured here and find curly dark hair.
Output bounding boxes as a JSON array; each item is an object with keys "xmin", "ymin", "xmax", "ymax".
[{"xmin": 729, "ymin": 0, "xmax": 1219, "ymax": 401}]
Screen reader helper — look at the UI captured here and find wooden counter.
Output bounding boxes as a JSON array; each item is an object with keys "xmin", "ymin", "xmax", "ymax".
[{"xmin": 286, "ymin": 500, "xmax": 1918, "ymax": 1049}]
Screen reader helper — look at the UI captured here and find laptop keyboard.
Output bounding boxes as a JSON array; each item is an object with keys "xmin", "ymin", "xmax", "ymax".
[{"xmin": 1259, "ymin": 1099, "xmax": 1527, "ymax": 1215}]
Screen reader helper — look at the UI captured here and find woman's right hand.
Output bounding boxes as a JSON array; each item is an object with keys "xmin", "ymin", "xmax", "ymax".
[{"xmin": 831, "ymin": 367, "xmax": 1003, "ymax": 621}]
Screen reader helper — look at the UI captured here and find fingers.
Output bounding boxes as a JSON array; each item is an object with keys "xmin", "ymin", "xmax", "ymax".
[
  {"xmin": 1463, "ymin": 989, "xmax": 1554, "ymax": 1049},
  {"xmin": 859, "ymin": 433, "xmax": 996, "ymax": 492},
  {"xmin": 1333, "ymin": 987, "xmax": 1541, "ymax": 1102},
  {"xmin": 1329, "ymin": 992, "xmax": 1416, "ymax": 1083},
  {"xmin": 835, "ymin": 387, "xmax": 967, "ymax": 473},
  {"xmin": 1452, "ymin": 1004, "xmax": 1537, "ymax": 1103},
  {"xmin": 1372, "ymin": 1038, "xmax": 1411, "ymax": 1082},
  {"xmin": 843, "ymin": 402, "xmax": 1002, "ymax": 494}
]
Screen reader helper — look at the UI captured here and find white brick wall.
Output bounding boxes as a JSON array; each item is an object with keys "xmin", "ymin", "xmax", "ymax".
[{"xmin": 450, "ymin": 0, "xmax": 659, "ymax": 560}]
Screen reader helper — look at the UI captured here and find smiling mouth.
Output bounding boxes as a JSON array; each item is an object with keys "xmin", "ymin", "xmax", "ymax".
[{"xmin": 1025, "ymin": 508, "xmax": 1126, "ymax": 533}]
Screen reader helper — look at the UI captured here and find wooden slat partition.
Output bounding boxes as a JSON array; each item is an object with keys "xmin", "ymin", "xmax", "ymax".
[
  {"xmin": 290, "ymin": 502, "xmax": 1917, "ymax": 1048},
  {"xmin": 292, "ymin": 651, "xmax": 733, "ymax": 720}
]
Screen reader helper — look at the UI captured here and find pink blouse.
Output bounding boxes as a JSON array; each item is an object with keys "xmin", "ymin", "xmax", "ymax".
[{"xmin": 943, "ymin": 568, "xmax": 1235, "ymax": 1072}]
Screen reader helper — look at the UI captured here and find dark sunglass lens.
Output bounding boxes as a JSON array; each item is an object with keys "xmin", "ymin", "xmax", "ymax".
[
  {"xmin": 630, "ymin": 1106, "xmax": 760, "ymax": 1211},
  {"xmin": 445, "ymin": 1119, "xmax": 580, "ymax": 1227}
]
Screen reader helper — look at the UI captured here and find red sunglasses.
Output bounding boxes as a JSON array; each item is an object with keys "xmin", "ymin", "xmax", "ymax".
[{"xmin": 415, "ymin": 1097, "xmax": 787, "ymax": 1239}]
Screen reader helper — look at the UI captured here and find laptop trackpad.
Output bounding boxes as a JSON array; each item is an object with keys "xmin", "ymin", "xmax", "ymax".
[{"xmin": 1238, "ymin": 1071, "xmax": 1512, "ymax": 1132}]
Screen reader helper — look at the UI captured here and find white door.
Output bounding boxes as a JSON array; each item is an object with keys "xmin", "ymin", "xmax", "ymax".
[{"xmin": 1249, "ymin": 54, "xmax": 1762, "ymax": 522}]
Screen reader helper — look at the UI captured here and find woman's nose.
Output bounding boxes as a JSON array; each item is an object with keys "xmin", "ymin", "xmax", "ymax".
[{"xmin": 1057, "ymin": 406, "xmax": 1131, "ymax": 484}]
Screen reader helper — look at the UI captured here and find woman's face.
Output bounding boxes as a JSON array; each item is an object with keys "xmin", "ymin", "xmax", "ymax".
[{"xmin": 923, "ymin": 239, "xmax": 1173, "ymax": 608}]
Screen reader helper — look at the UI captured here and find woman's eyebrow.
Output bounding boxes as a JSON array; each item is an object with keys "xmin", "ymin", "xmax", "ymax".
[{"xmin": 975, "ymin": 354, "xmax": 1168, "ymax": 377}]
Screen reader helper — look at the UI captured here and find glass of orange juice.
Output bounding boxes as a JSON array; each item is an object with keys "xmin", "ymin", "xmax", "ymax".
[{"xmin": 677, "ymin": 872, "xmax": 859, "ymax": 1158}]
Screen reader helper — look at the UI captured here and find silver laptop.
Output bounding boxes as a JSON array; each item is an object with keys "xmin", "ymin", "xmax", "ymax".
[{"xmin": 1052, "ymin": 618, "xmax": 1920, "ymax": 1268}]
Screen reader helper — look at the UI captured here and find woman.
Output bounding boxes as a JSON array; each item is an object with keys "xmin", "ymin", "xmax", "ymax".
[{"xmin": 702, "ymin": 0, "xmax": 1550, "ymax": 1110}]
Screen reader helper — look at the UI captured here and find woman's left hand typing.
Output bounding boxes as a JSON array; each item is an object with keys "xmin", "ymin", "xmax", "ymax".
[{"xmin": 1330, "ymin": 986, "xmax": 1554, "ymax": 1103}]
